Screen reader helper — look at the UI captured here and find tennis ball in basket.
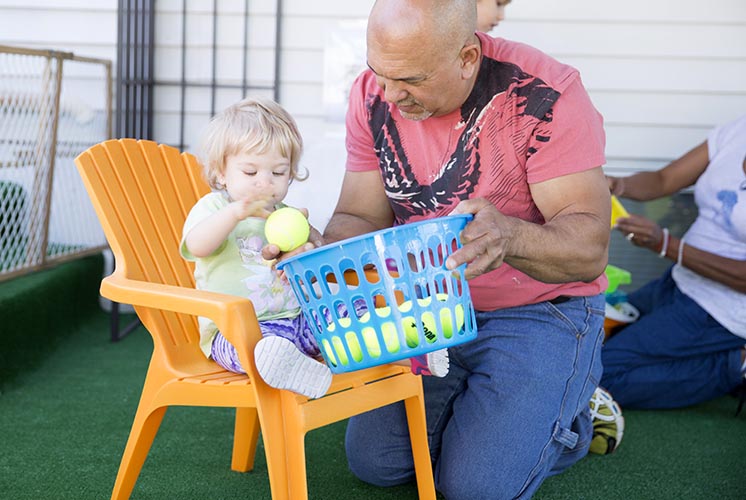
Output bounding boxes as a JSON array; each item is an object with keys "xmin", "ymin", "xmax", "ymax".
[
  {"xmin": 400, "ymin": 295, "xmax": 465, "ymax": 341},
  {"xmin": 323, "ymin": 295, "xmax": 466, "ymax": 363},
  {"xmin": 328, "ymin": 317, "xmax": 400, "ymax": 361},
  {"xmin": 264, "ymin": 207, "xmax": 310, "ymax": 252}
]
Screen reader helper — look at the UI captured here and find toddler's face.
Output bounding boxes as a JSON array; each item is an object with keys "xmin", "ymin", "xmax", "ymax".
[
  {"xmin": 477, "ymin": 0, "xmax": 511, "ymax": 33},
  {"xmin": 219, "ymin": 148, "xmax": 291, "ymax": 208}
]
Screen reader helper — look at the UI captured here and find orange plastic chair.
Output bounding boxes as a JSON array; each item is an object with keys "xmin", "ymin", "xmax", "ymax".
[{"xmin": 75, "ymin": 139, "xmax": 436, "ymax": 500}]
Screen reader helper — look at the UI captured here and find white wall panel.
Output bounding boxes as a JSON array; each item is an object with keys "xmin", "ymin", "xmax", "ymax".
[
  {"xmin": 571, "ymin": 57, "xmax": 746, "ymax": 93},
  {"xmin": 152, "ymin": 46, "xmax": 276, "ymax": 84},
  {"xmin": 591, "ymin": 92, "xmax": 746, "ymax": 128},
  {"xmin": 498, "ymin": 23, "xmax": 746, "ymax": 59},
  {"xmin": 284, "ymin": 0, "xmax": 373, "ymax": 18},
  {"xmin": 156, "ymin": 0, "xmax": 277, "ymax": 16},
  {"xmin": 154, "ymin": 10, "xmax": 277, "ymax": 48},
  {"xmin": 605, "ymin": 124, "xmax": 712, "ymax": 160},
  {"xmin": 505, "ymin": 0, "xmax": 746, "ymax": 23},
  {"xmin": 0, "ymin": 0, "xmax": 112, "ymax": 7},
  {"xmin": 0, "ymin": 9, "xmax": 117, "ymax": 52}
]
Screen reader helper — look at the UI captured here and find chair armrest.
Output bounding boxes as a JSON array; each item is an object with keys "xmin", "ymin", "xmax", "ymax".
[{"xmin": 101, "ymin": 273, "xmax": 263, "ymax": 353}]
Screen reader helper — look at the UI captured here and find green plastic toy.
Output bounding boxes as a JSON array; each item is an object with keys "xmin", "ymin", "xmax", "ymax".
[{"xmin": 605, "ymin": 264, "xmax": 631, "ymax": 295}]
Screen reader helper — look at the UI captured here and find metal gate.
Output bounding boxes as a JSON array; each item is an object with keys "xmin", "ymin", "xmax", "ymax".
[{"xmin": 0, "ymin": 45, "xmax": 112, "ymax": 282}]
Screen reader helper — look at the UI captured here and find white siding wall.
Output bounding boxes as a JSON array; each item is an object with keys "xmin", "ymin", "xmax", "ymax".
[
  {"xmin": 2, "ymin": 0, "xmax": 745, "ymax": 230},
  {"xmin": 499, "ymin": 0, "xmax": 746, "ymax": 176},
  {"xmin": 0, "ymin": 0, "xmax": 118, "ymax": 59}
]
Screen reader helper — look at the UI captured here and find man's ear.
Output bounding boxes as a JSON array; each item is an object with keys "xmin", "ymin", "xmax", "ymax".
[{"xmin": 459, "ymin": 42, "xmax": 481, "ymax": 79}]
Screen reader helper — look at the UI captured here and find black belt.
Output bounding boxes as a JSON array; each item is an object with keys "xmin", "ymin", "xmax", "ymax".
[{"xmin": 549, "ymin": 295, "xmax": 572, "ymax": 305}]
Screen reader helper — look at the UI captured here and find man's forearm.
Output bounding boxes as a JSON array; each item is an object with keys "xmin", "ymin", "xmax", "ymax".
[
  {"xmin": 323, "ymin": 212, "xmax": 385, "ymax": 244},
  {"xmin": 505, "ymin": 212, "xmax": 609, "ymax": 284}
]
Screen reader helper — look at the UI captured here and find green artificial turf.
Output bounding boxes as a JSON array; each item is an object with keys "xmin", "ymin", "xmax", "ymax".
[
  {"xmin": 2, "ymin": 309, "xmax": 744, "ymax": 499},
  {"xmin": 0, "ymin": 253, "xmax": 103, "ymax": 388},
  {"xmin": 1, "ymin": 256, "xmax": 744, "ymax": 499},
  {"xmin": 0, "ymin": 312, "xmax": 421, "ymax": 500}
]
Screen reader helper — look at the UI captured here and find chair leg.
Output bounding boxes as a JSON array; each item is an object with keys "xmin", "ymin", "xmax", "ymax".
[
  {"xmin": 404, "ymin": 394, "xmax": 437, "ymax": 500},
  {"xmin": 285, "ymin": 431, "xmax": 309, "ymax": 500},
  {"xmin": 281, "ymin": 391, "xmax": 309, "ymax": 500},
  {"xmin": 256, "ymin": 389, "xmax": 290, "ymax": 500},
  {"xmin": 231, "ymin": 407, "xmax": 260, "ymax": 472},
  {"xmin": 110, "ymin": 405, "xmax": 168, "ymax": 500}
]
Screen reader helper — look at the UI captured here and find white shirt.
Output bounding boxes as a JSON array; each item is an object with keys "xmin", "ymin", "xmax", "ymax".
[{"xmin": 672, "ymin": 115, "xmax": 746, "ymax": 337}]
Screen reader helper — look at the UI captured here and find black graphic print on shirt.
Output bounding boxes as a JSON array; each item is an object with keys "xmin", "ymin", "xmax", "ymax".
[{"xmin": 366, "ymin": 57, "xmax": 561, "ymax": 224}]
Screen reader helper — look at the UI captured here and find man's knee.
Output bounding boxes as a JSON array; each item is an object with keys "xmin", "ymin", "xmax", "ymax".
[
  {"xmin": 345, "ymin": 412, "xmax": 415, "ymax": 487},
  {"xmin": 438, "ymin": 466, "xmax": 524, "ymax": 500},
  {"xmin": 346, "ymin": 449, "xmax": 413, "ymax": 487}
]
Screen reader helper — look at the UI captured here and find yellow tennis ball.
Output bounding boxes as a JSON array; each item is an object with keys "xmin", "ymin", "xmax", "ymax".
[
  {"xmin": 264, "ymin": 207, "xmax": 310, "ymax": 252},
  {"xmin": 323, "ymin": 295, "xmax": 466, "ymax": 365},
  {"xmin": 360, "ymin": 318, "xmax": 401, "ymax": 356},
  {"xmin": 400, "ymin": 295, "xmax": 465, "ymax": 343},
  {"xmin": 328, "ymin": 317, "xmax": 370, "ymax": 364},
  {"xmin": 357, "ymin": 311, "xmax": 401, "ymax": 356},
  {"xmin": 321, "ymin": 339, "xmax": 338, "ymax": 367}
]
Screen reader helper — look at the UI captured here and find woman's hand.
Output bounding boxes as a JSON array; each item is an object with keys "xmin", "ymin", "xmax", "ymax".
[
  {"xmin": 606, "ymin": 176, "xmax": 625, "ymax": 196},
  {"xmin": 614, "ymin": 214, "xmax": 666, "ymax": 253}
]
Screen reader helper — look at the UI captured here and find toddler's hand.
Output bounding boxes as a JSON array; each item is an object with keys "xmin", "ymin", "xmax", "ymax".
[{"xmin": 232, "ymin": 197, "xmax": 271, "ymax": 221}]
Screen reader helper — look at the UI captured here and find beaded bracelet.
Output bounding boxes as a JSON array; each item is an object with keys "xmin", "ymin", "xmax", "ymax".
[{"xmin": 658, "ymin": 228, "xmax": 670, "ymax": 258}]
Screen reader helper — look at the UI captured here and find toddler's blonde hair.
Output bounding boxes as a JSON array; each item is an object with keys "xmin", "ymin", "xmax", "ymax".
[{"xmin": 199, "ymin": 96, "xmax": 306, "ymax": 189}]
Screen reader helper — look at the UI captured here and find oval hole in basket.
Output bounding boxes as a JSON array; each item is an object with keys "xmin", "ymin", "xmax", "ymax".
[
  {"xmin": 338, "ymin": 258, "xmax": 359, "ymax": 291},
  {"xmin": 427, "ymin": 235, "xmax": 445, "ymax": 266},
  {"xmin": 317, "ymin": 264, "xmax": 337, "ymax": 296},
  {"xmin": 384, "ymin": 256, "xmax": 402, "ymax": 279},
  {"xmin": 449, "ymin": 235, "xmax": 460, "ymax": 253},
  {"xmin": 364, "ymin": 267, "xmax": 381, "ymax": 284},
  {"xmin": 330, "ymin": 299, "xmax": 348, "ymax": 323},
  {"xmin": 406, "ymin": 251, "xmax": 426, "ymax": 273},
  {"xmin": 323, "ymin": 271, "xmax": 340, "ymax": 296},
  {"xmin": 359, "ymin": 252, "xmax": 381, "ymax": 282},
  {"xmin": 413, "ymin": 280, "xmax": 434, "ymax": 300},
  {"xmin": 351, "ymin": 295, "xmax": 368, "ymax": 320},
  {"xmin": 293, "ymin": 275, "xmax": 311, "ymax": 303},
  {"xmin": 371, "ymin": 293, "xmax": 388, "ymax": 309},
  {"xmin": 304, "ymin": 270, "xmax": 323, "ymax": 299},
  {"xmin": 316, "ymin": 305, "xmax": 331, "ymax": 330}
]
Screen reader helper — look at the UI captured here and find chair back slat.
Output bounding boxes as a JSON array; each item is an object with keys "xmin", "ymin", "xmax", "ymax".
[{"xmin": 76, "ymin": 139, "xmax": 212, "ymax": 355}]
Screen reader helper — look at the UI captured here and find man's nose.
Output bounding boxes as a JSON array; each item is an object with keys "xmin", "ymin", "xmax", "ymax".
[{"xmin": 380, "ymin": 78, "xmax": 407, "ymax": 103}]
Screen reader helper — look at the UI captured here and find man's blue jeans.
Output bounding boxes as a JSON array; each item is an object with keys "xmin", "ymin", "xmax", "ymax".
[
  {"xmin": 601, "ymin": 267, "xmax": 744, "ymax": 409},
  {"xmin": 345, "ymin": 295, "xmax": 606, "ymax": 500}
]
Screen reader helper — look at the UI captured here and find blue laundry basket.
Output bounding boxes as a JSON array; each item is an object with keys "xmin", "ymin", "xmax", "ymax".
[{"xmin": 277, "ymin": 215, "xmax": 477, "ymax": 374}]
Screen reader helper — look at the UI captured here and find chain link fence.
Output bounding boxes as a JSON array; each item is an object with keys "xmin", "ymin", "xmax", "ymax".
[{"xmin": 0, "ymin": 45, "xmax": 112, "ymax": 282}]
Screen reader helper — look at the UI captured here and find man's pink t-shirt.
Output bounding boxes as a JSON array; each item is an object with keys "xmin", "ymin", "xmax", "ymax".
[{"xmin": 345, "ymin": 32, "xmax": 607, "ymax": 311}]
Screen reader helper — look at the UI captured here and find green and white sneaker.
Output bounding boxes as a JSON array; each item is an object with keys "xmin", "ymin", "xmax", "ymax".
[{"xmin": 588, "ymin": 386, "xmax": 625, "ymax": 455}]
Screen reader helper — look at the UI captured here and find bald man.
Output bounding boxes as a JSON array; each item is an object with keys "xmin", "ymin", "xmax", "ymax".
[{"xmin": 323, "ymin": 0, "xmax": 617, "ymax": 498}]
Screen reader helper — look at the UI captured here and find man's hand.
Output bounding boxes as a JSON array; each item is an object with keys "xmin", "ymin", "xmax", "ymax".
[{"xmin": 446, "ymin": 198, "xmax": 515, "ymax": 280}]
